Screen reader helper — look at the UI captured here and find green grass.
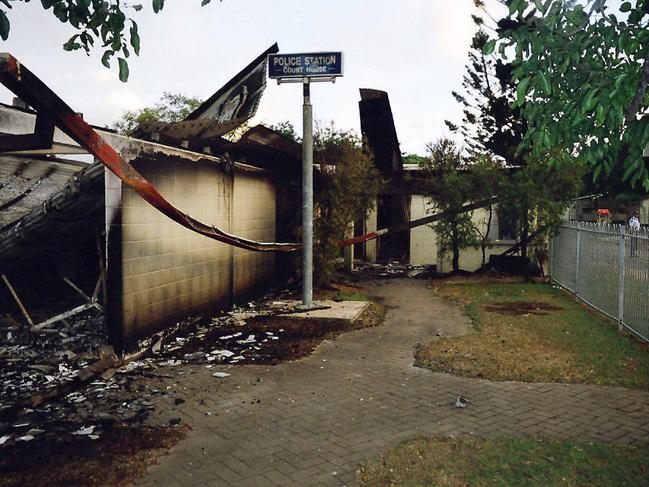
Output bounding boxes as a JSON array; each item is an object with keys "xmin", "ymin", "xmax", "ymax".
[
  {"xmin": 359, "ymin": 436, "xmax": 649, "ymax": 487},
  {"xmin": 332, "ymin": 290, "xmax": 370, "ymax": 301},
  {"xmin": 416, "ymin": 279, "xmax": 649, "ymax": 387}
]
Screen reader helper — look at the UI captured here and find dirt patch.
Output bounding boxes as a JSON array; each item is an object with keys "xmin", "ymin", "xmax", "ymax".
[
  {"xmin": 484, "ymin": 301, "xmax": 562, "ymax": 316},
  {"xmin": 174, "ymin": 302, "xmax": 386, "ymax": 366},
  {"xmin": 329, "ymin": 282, "xmax": 365, "ymax": 294},
  {"xmin": 416, "ymin": 279, "xmax": 649, "ymax": 387},
  {"xmin": 0, "ymin": 424, "xmax": 188, "ymax": 487}
]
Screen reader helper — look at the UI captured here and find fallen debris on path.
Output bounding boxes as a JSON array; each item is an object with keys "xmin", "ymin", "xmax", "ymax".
[
  {"xmin": 352, "ymin": 262, "xmax": 436, "ymax": 280},
  {"xmin": 1, "ymin": 284, "xmax": 384, "ymax": 455},
  {"xmin": 0, "ymin": 424, "xmax": 189, "ymax": 487}
]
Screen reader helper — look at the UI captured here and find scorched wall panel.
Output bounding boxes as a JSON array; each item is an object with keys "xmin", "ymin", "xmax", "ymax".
[
  {"xmin": 232, "ymin": 172, "xmax": 276, "ymax": 300},
  {"xmin": 119, "ymin": 158, "xmax": 233, "ymax": 346},
  {"xmin": 109, "ymin": 157, "xmax": 279, "ymax": 350}
]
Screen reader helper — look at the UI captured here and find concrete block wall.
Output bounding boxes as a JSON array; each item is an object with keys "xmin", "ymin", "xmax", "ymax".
[
  {"xmin": 365, "ymin": 204, "xmax": 378, "ymax": 263},
  {"xmin": 107, "ymin": 157, "xmax": 278, "ymax": 350},
  {"xmin": 232, "ymin": 172, "xmax": 276, "ymax": 299},
  {"xmin": 408, "ymin": 195, "xmax": 516, "ymax": 272},
  {"xmin": 409, "ymin": 195, "xmax": 438, "ymax": 266}
]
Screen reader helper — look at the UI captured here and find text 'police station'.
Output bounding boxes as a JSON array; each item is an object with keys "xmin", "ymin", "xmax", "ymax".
[{"xmin": 273, "ymin": 55, "xmax": 339, "ymax": 75}]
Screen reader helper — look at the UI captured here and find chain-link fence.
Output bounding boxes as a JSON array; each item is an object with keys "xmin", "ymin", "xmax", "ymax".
[{"xmin": 550, "ymin": 222, "xmax": 649, "ymax": 342}]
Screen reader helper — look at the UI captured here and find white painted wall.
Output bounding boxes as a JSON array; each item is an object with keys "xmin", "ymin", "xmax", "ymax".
[{"xmin": 408, "ymin": 195, "xmax": 515, "ymax": 272}]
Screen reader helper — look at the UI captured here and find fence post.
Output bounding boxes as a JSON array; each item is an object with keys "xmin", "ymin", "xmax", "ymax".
[
  {"xmin": 550, "ymin": 233, "xmax": 554, "ymax": 278},
  {"xmin": 575, "ymin": 223, "xmax": 581, "ymax": 294},
  {"xmin": 617, "ymin": 225, "xmax": 625, "ymax": 331}
]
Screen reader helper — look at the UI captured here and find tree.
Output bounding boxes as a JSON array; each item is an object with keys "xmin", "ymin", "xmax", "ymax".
[
  {"xmin": 445, "ymin": 29, "xmax": 527, "ymax": 166},
  {"xmin": 469, "ymin": 156, "xmax": 502, "ymax": 266},
  {"xmin": 492, "ymin": 0, "xmax": 649, "ymax": 189},
  {"xmin": 312, "ymin": 124, "xmax": 382, "ymax": 284},
  {"xmin": 423, "ymin": 138, "xmax": 479, "ymax": 273},
  {"xmin": 446, "ymin": 28, "xmax": 540, "ymax": 257},
  {"xmin": 112, "ymin": 91, "xmax": 202, "ymax": 134},
  {"xmin": 500, "ymin": 156, "xmax": 584, "ymax": 254},
  {"xmin": 447, "ymin": 22, "xmax": 583, "ymax": 259},
  {"xmin": 0, "ymin": 0, "xmax": 219, "ymax": 81}
]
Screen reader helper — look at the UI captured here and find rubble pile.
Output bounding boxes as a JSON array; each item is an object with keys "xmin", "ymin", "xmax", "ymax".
[
  {"xmin": 0, "ymin": 281, "xmax": 381, "ymax": 455},
  {"xmin": 353, "ymin": 261, "xmax": 436, "ymax": 279},
  {"xmin": 0, "ymin": 287, "xmax": 302, "ymax": 448},
  {"xmin": 0, "ymin": 311, "xmax": 105, "ymax": 416},
  {"xmin": 0, "ymin": 374, "xmax": 163, "ymax": 447}
]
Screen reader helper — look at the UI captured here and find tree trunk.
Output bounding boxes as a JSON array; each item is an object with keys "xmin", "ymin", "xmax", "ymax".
[
  {"xmin": 520, "ymin": 207, "xmax": 529, "ymax": 259},
  {"xmin": 452, "ymin": 226, "xmax": 460, "ymax": 273},
  {"xmin": 481, "ymin": 205, "xmax": 493, "ymax": 266}
]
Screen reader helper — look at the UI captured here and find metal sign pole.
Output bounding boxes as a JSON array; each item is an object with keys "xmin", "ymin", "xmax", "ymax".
[
  {"xmin": 302, "ymin": 77, "xmax": 313, "ymax": 307},
  {"xmin": 268, "ymin": 51, "xmax": 343, "ymax": 308}
]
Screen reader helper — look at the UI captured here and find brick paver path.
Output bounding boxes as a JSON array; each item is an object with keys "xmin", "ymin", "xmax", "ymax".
[{"xmin": 137, "ymin": 279, "xmax": 649, "ymax": 487}]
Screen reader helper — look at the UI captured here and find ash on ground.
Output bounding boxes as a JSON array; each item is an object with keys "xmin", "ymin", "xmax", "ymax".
[{"xmin": 0, "ymin": 285, "xmax": 383, "ymax": 450}]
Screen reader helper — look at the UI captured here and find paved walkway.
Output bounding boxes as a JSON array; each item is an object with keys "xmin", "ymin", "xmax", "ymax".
[{"xmin": 137, "ymin": 279, "xmax": 649, "ymax": 487}]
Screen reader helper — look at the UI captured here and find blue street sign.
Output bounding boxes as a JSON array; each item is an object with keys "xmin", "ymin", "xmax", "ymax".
[{"xmin": 268, "ymin": 52, "xmax": 343, "ymax": 79}]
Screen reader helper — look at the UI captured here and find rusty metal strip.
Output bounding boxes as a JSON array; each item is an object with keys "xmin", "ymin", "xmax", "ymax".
[
  {"xmin": 0, "ymin": 54, "xmax": 300, "ymax": 253},
  {"xmin": 339, "ymin": 197, "xmax": 499, "ymax": 247}
]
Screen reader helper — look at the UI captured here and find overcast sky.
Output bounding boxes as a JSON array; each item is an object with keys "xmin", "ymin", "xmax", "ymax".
[{"xmin": 0, "ymin": 0, "xmax": 508, "ymax": 156}]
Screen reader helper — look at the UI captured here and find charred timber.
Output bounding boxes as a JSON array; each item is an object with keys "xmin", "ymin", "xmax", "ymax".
[{"xmin": 339, "ymin": 197, "xmax": 499, "ymax": 247}]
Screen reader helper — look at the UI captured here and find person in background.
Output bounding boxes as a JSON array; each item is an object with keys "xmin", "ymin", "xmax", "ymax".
[{"xmin": 629, "ymin": 210, "xmax": 641, "ymax": 256}]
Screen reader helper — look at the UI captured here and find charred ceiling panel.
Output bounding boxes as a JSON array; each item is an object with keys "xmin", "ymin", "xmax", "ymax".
[
  {"xmin": 359, "ymin": 88, "xmax": 403, "ymax": 173},
  {"xmin": 0, "ymin": 161, "xmax": 104, "ymax": 267},
  {"xmin": 232, "ymin": 125, "xmax": 302, "ymax": 174},
  {"xmin": 239, "ymin": 125, "xmax": 301, "ymax": 160},
  {"xmin": 0, "ymin": 156, "xmax": 86, "ymax": 230},
  {"xmin": 133, "ymin": 43, "xmax": 279, "ymax": 145}
]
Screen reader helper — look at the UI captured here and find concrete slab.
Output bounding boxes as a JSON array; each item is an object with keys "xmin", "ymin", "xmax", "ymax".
[
  {"xmin": 231, "ymin": 300, "xmax": 370, "ymax": 322},
  {"xmin": 275, "ymin": 300, "xmax": 370, "ymax": 321}
]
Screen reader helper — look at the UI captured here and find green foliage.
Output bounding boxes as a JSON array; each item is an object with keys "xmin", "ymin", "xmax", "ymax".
[
  {"xmin": 434, "ymin": 216, "xmax": 480, "ymax": 265},
  {"xmin": 495, "ymin": 0, "xmax": 649, "ymax": 189},
  {"xmin": 312, "ymin": 124, "xmax": 382, "ymax": 285},
  {"xmin": 0, "ymin": 0, "xmax": 219, "ymax": 81},
  {"xmin": 470, "ymin": 156, "xmax": 502, "ymax": 265},
  {"xmin": 445, "ymin": 29, "xmax": 527, "ymax": 166},
  {"xmin": 499, "ymin": 156, "xmax": 584, "ymax": 247},
  {"xmin": 111, "ymin": 91, "xmax": 202, "ymax": 134},
  {"xmin": 402, "ymin": 153, "xmax": 427, "ymax": 166},
  {"xmin": 447, "ymin": 22, "xmax": 583, "ymax": 258},
  {"xmin": 422, "ymin": 138, "xmax": 478, "ymax": 272}
]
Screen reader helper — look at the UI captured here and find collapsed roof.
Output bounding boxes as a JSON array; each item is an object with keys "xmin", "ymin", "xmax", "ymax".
[
  {"xmin": 131, "ymin": 43, "xmax": 280, "ymax": 148},
  {"xmin": 0, "ymin": 45, "xmax": 303, "ymax": 268}
]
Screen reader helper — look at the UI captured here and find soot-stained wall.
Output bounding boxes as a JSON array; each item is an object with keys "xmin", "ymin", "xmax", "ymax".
[{"xmin": 105, "ymin": 157, "xmax": 277, "ymax": 351}]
